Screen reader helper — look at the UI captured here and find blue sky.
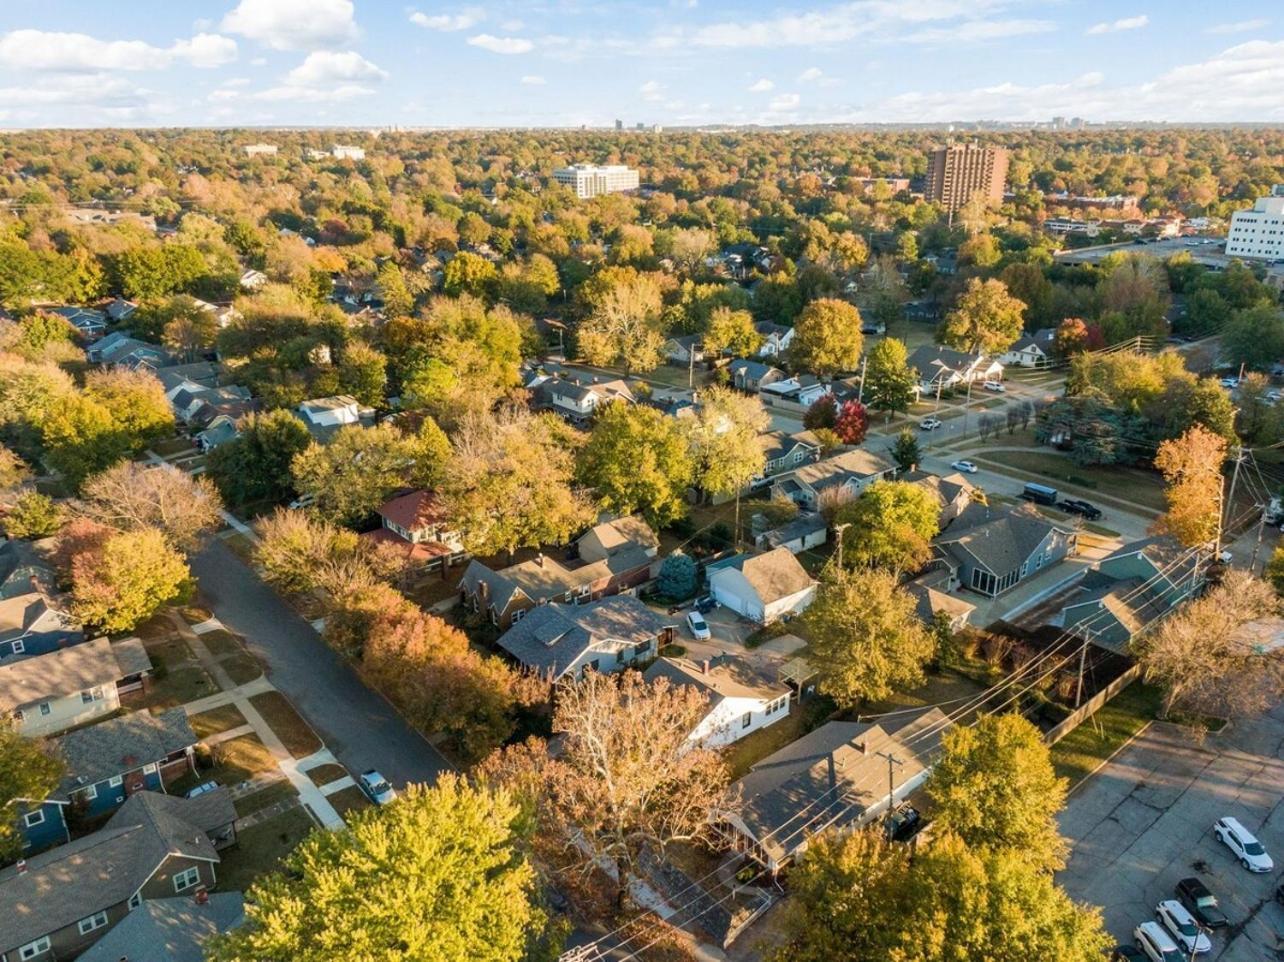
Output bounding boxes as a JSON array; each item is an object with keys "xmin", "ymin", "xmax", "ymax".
[{"xmin": 0, "ymin": 0, "xmax": 1281, "ymax": 127}]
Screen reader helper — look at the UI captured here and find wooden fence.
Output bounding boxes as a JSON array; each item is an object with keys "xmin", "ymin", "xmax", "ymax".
[{"xmin": 1044, "ymin": 662, "xmax": 1143, "ymax": 745}]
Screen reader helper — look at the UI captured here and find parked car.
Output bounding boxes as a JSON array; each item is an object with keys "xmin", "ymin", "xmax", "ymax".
[
  {"xmin": 982, "ymin": 380, "xmax": 1005, "ymax": 392},
  {"xmin": 1219, "ymin": 377, "xmax": 1240, "ymax": 389},
  {"xmin": 1113, "ymin": 947, "xmax": 1148, "ymax": 962},
  {"xmin": 694, "ymin": 594, "xmax": 718, "ymax": 614},
  {"xmin": 686, "ymin": 610, "xmax": 711, "ymax": 640},
  {"xmin": 1155, "ymin": 900, "xmax": 1211, "ymax": 955},
  {"xmin": 919, "ymin": 416, "xmax": 942, "ymax": 431},
  {"xmin": 1213, "ymin": 816, "xmax": 1273, "ymax": 872},
  {"xmin": 1174, "ymin": 877, "xmax": 1228, "ymax": 929},
  {"xmin": 184, "ymin": 781, "xmax": 220, "ymax": 799},
  {"xmin": 1133, "ymin": 921, "xmax": 1183, "ymax": 962},
  {"xmin": 359, "ymin": 770, "xmax": 397, "ymax": 806},
  {"xmin": 1058, "ymin": 498, "xmax": 1103, "ymax": 521},
  {"xmin": 885, "ymin": 806, "xmax": 922, "ymax": 843},
  {"xmin": 1021, "ymin": 482, "xmax": 1059, "ymax": 506},
  {"xmin": 950, "ymin": 460, "xmax": 978, "ymax": 474},
  {"xmin": 1275, "ymin": 882, "xmax": 1284, "ymax": 906}
]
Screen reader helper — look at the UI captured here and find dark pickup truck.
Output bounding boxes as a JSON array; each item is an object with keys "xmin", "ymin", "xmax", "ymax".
[
  {"xmin": 1058, "ymin": 498, "xmax": 1103, "ymax": 521},
  {"xmin": 1175, "ymin": 877, "xmax": 1229, "ymax": 929}
]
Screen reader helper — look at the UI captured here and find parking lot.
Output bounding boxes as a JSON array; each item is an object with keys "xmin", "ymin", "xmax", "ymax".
[{"xmin": 1058, "ymin": 706, "xmax": 1284, "ymax": 960}]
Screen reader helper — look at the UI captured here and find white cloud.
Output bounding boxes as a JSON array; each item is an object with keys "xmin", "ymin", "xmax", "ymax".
[
  {"xmin": 747, "ymin": 77, "xmax": 774, "ymax": 92},
  {"xmin": 640, "ymin": 79, "xmax": 664, "ymax": 101},
  {"xmin": 767, "ymin": 92, "xmax": 800, "ymax": 112},
  {"xmin": 410, "ymin": 9, "xmax": 483, "ymax": 32},
  {"xmin": 1206, "ymin": 19, "xmax": 1268, "ymax": 34},
  {"xmin": 1086, "ymin": 15, "xmax": 1149, "ymax": 35},
  {"xmin": 500, "ymin": 19, "xmax": 525, "ymax": 32},
  {"xmin": 908, "ymin": 19, "xmax": 1055, "ymax": 44},
  {"xmin": 252, "ymin": 49, "xmax": 387, "ymax": 102},
  {"xmin": 222, "ymin": 0, "xmax": 357, "ymax": 51},
  {"xmin": 520, "ymin": 74, "xmax": 546, "ymax": 85},
  {"xmin": 467, "ymin": 33, "xmax": 533, "ymax": 54},
  {"xmin": 797, "ymin": 66, "xmax": 823, "ymax": 81},
  {"xmin": 0, "ymin": 29, "xmax": 236, "ymax": 72}
]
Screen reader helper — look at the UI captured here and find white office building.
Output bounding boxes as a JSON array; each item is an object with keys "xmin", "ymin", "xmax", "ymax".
[
  {"xmin": 242, "ymin": 143, "xmax": 278, "ymax": 157},
  {"xmin": 1226, "ymin": 186, "xmax": 1284, "ymax": 262},
  {"xmin": 331, "ymin": 144, "xmax": 366, "ymax": 161},
  {"xmin": 552, "ymin": 163, "xmax": 639, "ymax": 199}
]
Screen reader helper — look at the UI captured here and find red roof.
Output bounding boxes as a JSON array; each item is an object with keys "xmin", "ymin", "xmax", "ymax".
[
  {"xmin": 361, "ymin": 527, "xmax": 452, "ymax": 561},
  {"xmin": 377, "ymin": 490, "xmax": 449, "ymax": 532}
]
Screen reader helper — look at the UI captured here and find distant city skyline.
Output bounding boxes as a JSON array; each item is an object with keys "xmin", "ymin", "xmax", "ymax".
[{"xmin": 0, "ymin": 0, "xmax": 1281, "ymax": 128}]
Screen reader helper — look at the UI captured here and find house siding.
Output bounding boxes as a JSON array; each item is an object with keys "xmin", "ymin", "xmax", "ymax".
[
  {"xmin": 13, "ymin": 686, "xmax": 120, "ymax": 737},
  {"xmin": 691, "ymin": 694, "xmax": 791, "ymax": 748},
  {"xmin": 14, "ymin": 801, "xmax": 68, "ymax": 853}
]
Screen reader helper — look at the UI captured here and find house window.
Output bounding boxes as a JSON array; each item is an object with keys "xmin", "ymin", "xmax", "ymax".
[
  {"xmin": 11, "ymin": 639, "xmax": 23, "ymax": 654},
  {"xmin": 108, "ymin": 775, "xmax": 123, "ymax": 787},
  {"xmin": 742, "ymin": 712, "xmax": 753, "ymax": 728},
  {"xmin": 13, "ymin": 709, "xmax": 24, "ymax": 723},
  {"xmin": 82, "ymin": 784, "xmax": 98, "ymax": 801},
  {"xmin": 23, "ymin": 810, "xmax": 45, "ymax": 828},
  {"xmin": 511, "ymin": 608, "xmax": 526, "ymax": 623},
  {"xmin": 77, "ymin": 911, "xmax": 109, "ymax": 935},
  {"xmin": 173, "ymin": 866, "xmax": 201, "ymax": 892},
  {"xmin": 18, "ymin": 936, "xmax": 51, "ymax": 960},
  {"xmin": 128, "ymin": 892, "xmax": 142, "ymax": 910},
  {"xmin": 39, "ymin": 703, "xmax": 51, "ymax": 716},
  {"xmin": 81, "ymin": 687, "xmax": 104, "ymax": 704},
  {"xmin": 142, "ymin": 763, "xmax": 157, "ymax": 775}
]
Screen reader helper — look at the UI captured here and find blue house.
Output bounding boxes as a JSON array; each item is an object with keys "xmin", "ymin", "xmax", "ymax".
[
  {"xmin": 15, "ymin": 708, "xmax": 199, "ymax": 853},
  {"xmin": 0, "ymin": 592, "xmax": 82, "ymax": 661}
]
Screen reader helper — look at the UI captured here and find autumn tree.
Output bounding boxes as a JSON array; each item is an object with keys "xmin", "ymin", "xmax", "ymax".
[
  {"xmin": 684, "ymin": 386, "xmax": 769, "ymax": 542},
  {"xmin": 253, "ymin": 509, "xmax": 399, "ymax": 601},
  {"xmin": 159, "ymin": 295, "xmax": 219, "ymax": 362},
  {"xmin": 69, "ymin": 527, "xmax": 190, "ymax": 633},
  {"xmin": 576, "ymin": 402, "xmax": 694, "ymax": 528},
  {"xmin": 1153, "ymin": 424, "xmax": 1227, "ymax": 547},
  {"xmin": 480, "ymin": 671, "xmax": 731, "ymax": 912},
  {"xmin": 205, "ymin": 409, "xmax": 312, "ymax": 506},
  {"xmin": 832, "ymin": 400, "xmax": 869, "ymax": 445},
  {"xmin": 862, "ymin": 337, "xmax": 917, "ymax": 418},
  {"xmin": 927, "ymin": 713, "xmax": 1069, "ymax": 870},
  {"xmin": 891, "ymin": 428, "xmax": 922, "ymax": 473},
  {"xmin": 1139, "ymin": 568, "xmax": 1283, "ymax": 721},
  {"xmin": 834, "ymin": 481, "xmax": 938, "ymax": 574},
  {"xmin": 789, "ymin": 298, "xmax": 863, "ymax": 377},
  {"xmin": 801, "ymin": 568, "xmax": 935, "ymax": 707},
  {"xmin": 78, "ymin": 462, "xmax": 223, "ymax": 553},
  {"xmin": 575, "ymin": 267, "xmax": 666, "ymax": 374},
  {"xmin": 207, "ymin": 778, "xmax": 549, "ymax": 962},
  {"xmin": 702, "ymin": 305, "xmax": 762, "ymax": 357},
  {"xmin": 0, "ymin": 721, "xmax": 65, "ymax": 860},
  {"xmin": 443, "ymin": 250, "xmax": 498, "ymax": 297},
  {"xmin": 802, "ymin": 393, "xmax": 837, "ymax": 431},
  {"xmin": 938, "ymin": 277, "xmax": 1026, "ymax": 355},
  {"xmin": 2, "ymin": 492, "xmax": 63, "ymax": 539}
]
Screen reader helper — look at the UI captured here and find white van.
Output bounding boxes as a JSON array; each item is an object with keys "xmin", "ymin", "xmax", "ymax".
[{"xmin": 1214, "ymin": 816, "xmax": 1273, "ymax": 872}]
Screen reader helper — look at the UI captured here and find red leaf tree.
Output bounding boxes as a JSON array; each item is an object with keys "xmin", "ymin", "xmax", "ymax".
[{"xmin": 834, "ymin": 400, "xmax": 869, "ymax": 445}]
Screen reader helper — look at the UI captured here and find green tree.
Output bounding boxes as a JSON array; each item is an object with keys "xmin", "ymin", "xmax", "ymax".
[
  {"xmin": 834, "ymin": 481, "xmax": 939, "ymax": 573},
  {"xmin": 702, "ymin": 305, "xmax": 762, "ymax": 357},
  {"xmin": 70, "ymin": 527, "xmax": 189, "ymax": 634},
  {"xmin": 207, "ymin": 777, "xmax": 547, "ymax": 962},
  {"xmin": 206, "ymin": 409, "xmax": 312, "ymax": 506},
  {"xmin": 927, "ymin": 713, "xmax": 1069, "ymax": 870},
  {"xmin": 890, "ymin": 428, "xmax": 922, "ymax": 473},
  {"xmin": 576, "ymin": 402, "xmax": 694, "ymax": 528},
  {"xmin": 1221, "ymin": 304, "xmax": 1284, "ymax": 371},
  {"xmin": 0, "ymin": 721, "xmax": 65, "ymax": 860},
  {"xmin": 291, "ymin": 423, "xmax": 427, "ymax": 526},
  {"xmin": 337, "ymin": 341, "xmax": 388, "ymax": 408},
  {"xmin": 789, "ymin": 298, "xmax": 863, "ymax": 377},
  {"xmin": 39, "ymin": 394, "xmax": 130, "ymax": 489},
  {"xmin": 376, "ymin": 260, "xmax": 414, "ymax": 317},
  {"xmin": 2, "ymin": 491, "xmax": 63, "ymax": 539},
  {"xmin": 657, "ymin": 552, "xmax": 697, "ymax": 600},
  {"xmin": 684, "ymin": 387, "xmax": 769, "ymax": 542},
  {"xmin": 938, "ymin": 277, "xmax": 1026, "ymax": 354},
  {"xmin": 575, "ymin": 267, "xmax": 666, "ymax": 374},
  {"xmin": 443, "ymin": 251, "xmax": 498, "ymax": 297},
  {"xmin": 159, "ymin": 295, "xmax": 219, "ymax": 362},
  {"xmin": 801, "ymin": 568, "xmax": 935, "ymax": 707},
  {"xmin": 1267, "ymin": 545, "xmax": 1284, "ymax": 597},
  {"xmin": 863, "ymin": 337, "xmax": 918, "ymax": 418}
]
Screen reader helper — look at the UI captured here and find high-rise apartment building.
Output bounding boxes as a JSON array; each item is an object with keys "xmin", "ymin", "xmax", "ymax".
[
  {"xmin": 924, "ymin": 144, "xmax": 1009, "ymax": 211},
  {"xmin": 1225, "ymin": 185, "xmax": 1284, "ymax": 261},
  {"xmin": 552, "ymin": 163, "xmax": 640, "ymax": 199}
]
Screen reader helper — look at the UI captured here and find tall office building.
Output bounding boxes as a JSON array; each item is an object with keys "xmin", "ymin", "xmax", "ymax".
[
  {"xmin": 552, "ymin": 163, "xmax": 640, "ymax": 199},
  {"xmin": 924, "ymin": 144, "xmax": 1009, "ymax": 211},
  {"xmin": 1225, "ymin": 185, "xmax": 1284, "ymax": 261}
]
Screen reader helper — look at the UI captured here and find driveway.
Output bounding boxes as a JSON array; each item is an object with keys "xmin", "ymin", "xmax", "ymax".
[
  {"xmin": 191, "ymin": 540, "xmax": 454, "ymax": 790},
  {"xmin": 1057, "ymin": 707, "xmax": 1284, "ymax": 960}
]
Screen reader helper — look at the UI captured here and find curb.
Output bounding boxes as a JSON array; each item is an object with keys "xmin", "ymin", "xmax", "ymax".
[{"xmin": 1065, "ymin": 720, "xmax": 1153, "ymax": 798}]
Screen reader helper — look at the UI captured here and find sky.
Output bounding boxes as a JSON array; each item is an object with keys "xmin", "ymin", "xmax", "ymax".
[{"xmin": 0, "ymin": 0, "xmax": 1281, "ymax": 128}]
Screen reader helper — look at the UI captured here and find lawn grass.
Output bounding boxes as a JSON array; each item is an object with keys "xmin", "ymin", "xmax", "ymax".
[
  {"xmin": 305, "ymin": 763, "xmax": 349, "ymax": 788},
  {"xmin": 975, "ymin": 449, "xmax": 1166, "ymax": 512},
  {"xmin": 217, "ymin": 807, "xmax": 317, "ymax": 891},
  {"xmin": 249, "ymin": 691, "xmax": 322, "ymax": 759},
  {"xmin": 223, "ymin": 532, "xmax": 257, "ymax": 564},
  {"xmin": 861, "ymin": 663, "xmax": 993, "ymax": 721},
  {"xmin": 222, "ymin": 652, "xmax": 264, "ymax": 686},
  {"xmin": 233, "ymin": 781, "xmax": 300, "ymax": 819},
  {"xmin": 179, "ymin": 604, "xmax": 214, "ymax": 625},
  {"xmin": 171, "ymin": 733, "xmax": 279, "ymax": 795},
  {"xmin": 327, "ymin": 785, "xmax": 373, "ymax": 819},
  {"xmin": 200, "ymin": 629, "xmax": 243, "ymax": 658},
  {"xmin": 1049, "ymin": 680, "xmax": 1163, "ymax": 787},
  {"xmin": 151, "ymin": 437, "xmax": 197, "ymax": 457},
  {"xmin": 143, "ymin": 664, "xmax": 219, "ymax": 711},
  {"xmin": 723, "ymin": 709, "xmax": 811, "ymax": 780},
  {"xmin": 187, "ymin": 703, "xmax": 248, "ymax": 739}
]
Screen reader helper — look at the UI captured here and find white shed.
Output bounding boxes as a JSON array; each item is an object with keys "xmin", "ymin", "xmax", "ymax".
[{"xmin": 708, "ymin": 548, "xmax": 817, "ymax": 624}]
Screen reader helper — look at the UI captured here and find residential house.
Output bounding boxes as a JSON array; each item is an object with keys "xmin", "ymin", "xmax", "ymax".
[
  {"xmin": 170, "ymin": 385, "xmax": 252, "ymax": 425},
  {"xmin": 14, "ymin": 708, "xmax": 199, "ymax": 854},
  {"xmin": 643, "ymin": 655, "xmax": 791, "ymax": 748},
  {"xmin": 663, "ymin": 334, "xmax": 704, "ymax": 366},
  {"xmin": 728, "ymin": 360, "xmax": 785, "ymax": 393},
  {"xmin": 361, "ymin": 489, "xmax": 467, "ymax": 572},
  {"xmin": 189, "ymin": 298, "xmax": 240, "ymax": 330},
  {"xmin": 998, "ymin": 328, "xmax": 1057, "ymax": 369},
  {"xmin": 491, "ymin": 597, "xmax": 674, "ymax": 680},
  {"xmin": 771, "ymin": 448, "xmax": 897, "ymax": 512},
  {"xmin": 0, "ymin": 593, "xmax": 81, "ymax": 661},
  {"xmin": 753, "ymin": 322, "xmax": 794, "ymax": 359},
  {"xmin": 707, "ymin": 547, "xmax": 818, "ymax": 624},
  {"xmin": 1057, "ymin": 536, "xmax": 1204, "ymax": 655},
  {"xmin": 720, "ymin": 706, "xmax": 952, "ymax": 873},
  {"xmin": 86, "ymin": 332, "xmax": 175, "ymax": 371},
  {"xmin": 295, "ymin": 395, "xmax": 375, "ymax": 442},
  {"xmin": 194, "ymin": 417, "xmax": 240, "ymax": 452},
  {"xmin": 77, "ymin": 894, "xmax": 245, "ymax": 962},
  {"xmin": 905, "ymin": 568, "xmax": 977, "ymax": 633},
  {"xmin": 933, "ymin": 502, "xmax": 1077, "ymax": 598},
  {"xmin": 239, "ymin": 268, "xmax": 268, "ymax": 291},
  {"xmin": 48, "ymin": 306, "xmax": 108, "ymax": 341},
  {"xmin": 103, "ymin": 298, "xmax": 138, "ymax": 326},
  {"xmin": 0, "ymin": 637, "xmax": 152, "ymax": 737},
  {"xmin": 901, "ymin": 470, "xmax": 978, "ymax": 527},
  {"xmin": 0, "ymin": 541, "xmax": 56, "ymax": 601},
  {"xmin": 0, "ymin": 790, "xmax": 236, "ymax": 962},
  {"xmin": 643, "ymin": 387, "xmax": 698, "ymax": 421},
  {"xmin": 759, "ymin": 376, "xmax": 829, "ymax": 412},
  {"xmin": 756, "ymin": 430, "xmax": 822, "ymax": 483},
  {"xmin": 576, "ymin": 516, "xmax": 660, "ymax": 565},
  {"xmin": 755, "ymin": 513, "xmax": 828, "ymax": 555},
  {"xmin": 906, "ymin": 345, "xmax": 1004, "ymax": 392},
  {"xmin": 156, "ymin": 363, "xmax": 221, "ymax": 397},
  {"xmin": 531, "ymin": 373, "xmax": 635, "ymax": 425}
]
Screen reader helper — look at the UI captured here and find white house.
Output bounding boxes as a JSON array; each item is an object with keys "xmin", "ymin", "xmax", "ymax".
[
  {"xmin": 759, "ymin": 377, "xmax": 829, "ymax": 409},
  {"xmin": 754, "ymin": 322, "xmax": 794, "ymax": 359},
  {"xmin": 906, "ymin": 345, "xmax": 1004, "ymax": 391},
  {"xmin": 998, "ymin": 329, "xmax": 1056, "ymax": 369},
  {"xmin": 708, "ymin": 547, "xmax": 817, "ymax": 624},
  {"xmin": 295, "ymin": 395, "xmax": 374, "ymax": 441},
  {"xmin": 532, "ymin": 375, "xmax": 635, "ymax": 425},
  {"xmin": 643, "ymin": 656, "xmax": 791, "ymax": 749},
  {"xmin": 0, "ymin": 638, "xmax": 149, "ymax": 737},
  {"xmin": 771, "ymin": 448, "xmax": 897, "ymax": 512}
]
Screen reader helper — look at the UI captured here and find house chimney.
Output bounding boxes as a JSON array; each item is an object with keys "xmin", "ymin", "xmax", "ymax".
[
  {"xmin": 855, "ymin": 741, "xmax": 868, "ymax": 756},
  {"xmin": 535, "ymin": 553, "xmax": 544, "ymax": 568},
  {"xmin": 701, "ymin": 659, "xmax": 710, "ymax": 675},
  {"xmin": 16, "ymin": 859, "xmax": 26, "ymax": 874},
  {"xmin": 194, "ymin": 888, "xmax": 209, "ymax": 905}
]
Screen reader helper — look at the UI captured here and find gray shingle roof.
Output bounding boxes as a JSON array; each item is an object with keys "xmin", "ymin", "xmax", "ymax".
[
  {"xmin": 0, "ymin": 637, "xmax": 123, "ymax": 711},
  {"xmin": 644, "ymin": 656, "xmax": 787, "ymax": 706},
  {"xmin": 759, "ymin": 513, "xmax": 827, "ymax": 550},
  {"xmin": 50, "ymin": 708, "xmax": 197, "ymax": 802},
  {"xmin": 933, "ymin": 502, "xmax": 1066, "ymax": 576},
  {"xmin": 906, "ymin": 344, "xmax": 985, "ymax": 379},
  {"xmin": 725, "ymin": 548, "xmax": 815, "ymax": 605},
  {"xmin": 494, "ymin": 597, "xmax": 673, "ymax": 678},
  {"xmin": 77, "ymin": 893, "xmax": 244, "ymax": 962}
]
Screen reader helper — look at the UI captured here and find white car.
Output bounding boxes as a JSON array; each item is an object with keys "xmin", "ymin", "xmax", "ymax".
[
  {"xmin": 950, "ymin": 460, "xmax": 978, "ymax": 474},
  {"xmin": 1219, "ymin": 377, "xmax": 1240, "ymax": 389},
  {"xmin": 359, "ymin": 770, "xmax": 396, "ymax": 806},
  {"xmin": 1134, "ymin": 921, "xmax": 1183, "ymax": 962},
  {"xmin": 919, "ymin": 416, "xmax": 942, "ymax": 431},
  {"xmin": 1214, "ymin": 816, "xmax": 1273, "ymax": 872},
  {"xmin": 686, "ymin": 610, "xmax": 711, "ymax": 640},
  {"xmin": 1156, "ymin": 900, "xmax": 1211, "ymax": 955},
  {"xmin": 982, "ymin": 380, "xmax": 1005, "ymax": 392}
]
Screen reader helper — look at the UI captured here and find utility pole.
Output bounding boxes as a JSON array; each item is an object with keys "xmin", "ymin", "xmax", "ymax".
[
  {"xmin": 876, "ymin": 750, "xmax": 904, "ymax": 823},
  {"xmin": 1250, "ymin": 498, "xmax": 1270, "ymax": 574},
  {"xmin": 833, "ymin": 522, "xmax": 851, "ymax": 570},
  {"xmin": 857, "ymin": 354, "xmax": 868, "ymax": 404},
  {"xmin": 1074, "ymin": 634, "xmax": 1090, "ymax": 708},
  {"xmin": 688, "ymin": 339, "xmax": 698, "ymax": 390},
  {"xmin": 1219, "ymin": 444, "xmax": 1245, "ymax": 556},
  {"xmin": 934, "ymin": 376, "xmax": 944, "ymax": 412},
  {"xmin": 960, "ymin": 376, "xmax": 974, "ymax": 439}
]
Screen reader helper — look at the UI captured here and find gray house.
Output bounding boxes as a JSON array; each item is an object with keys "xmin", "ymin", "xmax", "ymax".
[
  {"xmin": 932, "ymin": 502, "xmax": 1077, "ymax": 598},
  {"xmin": 77, "ymin": 894, "xmax": 245, "ymax": 962}
]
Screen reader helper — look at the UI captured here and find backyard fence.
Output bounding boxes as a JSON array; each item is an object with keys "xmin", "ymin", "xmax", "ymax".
[{"xmin": 1043, "ymin": 662, "xmax": 1143, "ymax": 745}]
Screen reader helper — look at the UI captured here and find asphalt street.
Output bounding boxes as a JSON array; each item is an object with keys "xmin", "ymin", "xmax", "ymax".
[{"xmin": 191, "ymin": 539, "xmax": 455, "ymax": 789}]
